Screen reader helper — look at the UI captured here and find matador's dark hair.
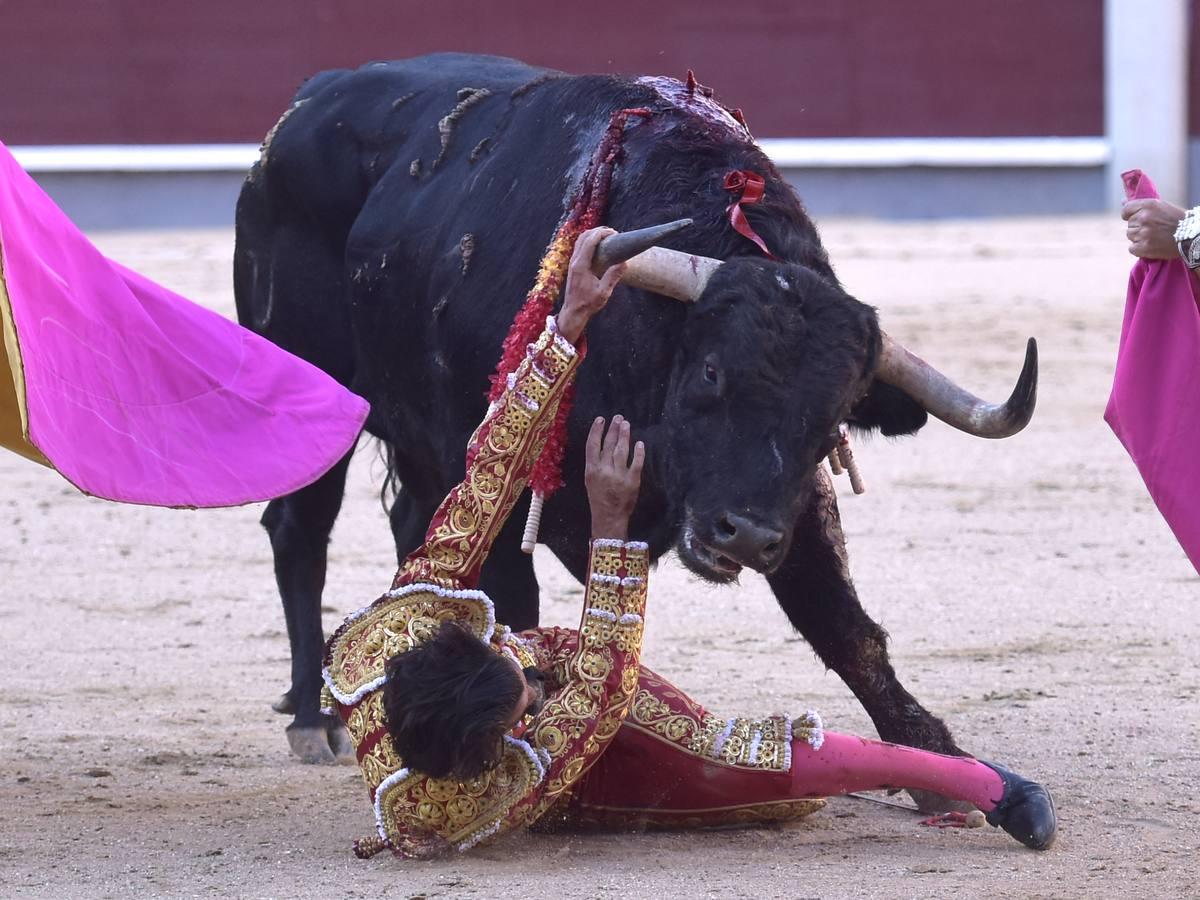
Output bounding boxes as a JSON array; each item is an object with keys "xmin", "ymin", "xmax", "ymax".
[{"xmin": 382, "ymin": 620, "xmax": 524, "ymax": 781}]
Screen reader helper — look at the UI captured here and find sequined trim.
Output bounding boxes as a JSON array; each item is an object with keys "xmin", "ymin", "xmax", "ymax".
[
  {"xmin": 588, "ymin": 573, "xmax": 645, "ymax": 587},
  {"xmin": 782, "ymin": 716, "xmax": 793, "ymax": 772},
  {"xmin": 457, "ymin": 819, "xmax": 501, "ymax": 852},
  {"xmin": 373, "ymin": 767, "xmax": 412, "ymax": 840},
  {"xmin": 384, "ymin": 582, "xmax": 497, "ymax": 636},
  {"xmin": 796, "ymin": 709, "xmax": 824, "ymax": 751},
  {"xmin": 689, "ymin": 713, "xmax": 794, "ymax": 772},
  {"xmin": 505, "ymin": 733, "xmax": 547, "ymax": 784},
  {"xmin": 545, "ymin": 315, "xmax": 577, "ymax": 357},
  {"xmin": 591, "ymin": 538, "xmax": 648, "ymax": 550}
]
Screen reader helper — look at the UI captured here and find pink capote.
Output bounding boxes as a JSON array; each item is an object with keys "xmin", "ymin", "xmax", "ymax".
[
  {"xmin": 1105, "ymin": 169, "xmax": 1200, "ymax": 573},
  {"xmin": 0, "ymin": 141, "xmax": 369, "ymax": 507}
]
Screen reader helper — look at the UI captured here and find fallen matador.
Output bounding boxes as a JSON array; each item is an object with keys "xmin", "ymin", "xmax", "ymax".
[{"xmin": 322, "ymin": 229, "xmax": 1057, "ymax": 858}]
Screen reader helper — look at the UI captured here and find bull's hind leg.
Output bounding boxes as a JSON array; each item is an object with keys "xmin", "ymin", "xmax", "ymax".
[
  {"xmin": 767, "ymin": 470, "xmax": 968, "ymax": 812},
  {"xmin": 235, "ymin": 167, "xmax": 362, "ymax": 763},
  {"xmin": 262, "ymin": 449, "xmax": 356, "ymax": 764}
]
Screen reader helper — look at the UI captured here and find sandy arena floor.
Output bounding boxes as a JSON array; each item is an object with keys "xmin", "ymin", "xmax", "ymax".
[{"xmin": 1, "ymin": 215, "xmax": 1196, "ymax": 899}]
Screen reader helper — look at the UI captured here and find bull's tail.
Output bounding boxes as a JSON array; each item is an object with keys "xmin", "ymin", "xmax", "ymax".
[{"xmin": 376, "ymin": 438, "xmax": 402, "ymax": 512}]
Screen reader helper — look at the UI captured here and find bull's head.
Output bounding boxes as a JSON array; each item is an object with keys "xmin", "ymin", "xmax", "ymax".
[{"xmin": 596, "ymin": 223, "xmax": 1038, "ymax": 583}]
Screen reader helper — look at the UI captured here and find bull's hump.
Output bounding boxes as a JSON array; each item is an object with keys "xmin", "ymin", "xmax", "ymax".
[{"xmin": 636, "ymin": 75, "xmax": 751, "ymax": 140}]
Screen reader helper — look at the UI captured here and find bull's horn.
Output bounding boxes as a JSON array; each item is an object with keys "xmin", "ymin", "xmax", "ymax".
[
  {"xmin": 605, "ymin": 233, "xmax": 1037, "ymax": 438},
  {"xmin": 877, "ymin": 333, "xmax": 1038, "ymax": 438},
  {"xmin": 592, "ymin": 218, "xmax": 695, "ymax": 274},
  {"xmin": 610, "ymin": 242, "xmax": 724, "ymax": 302}
]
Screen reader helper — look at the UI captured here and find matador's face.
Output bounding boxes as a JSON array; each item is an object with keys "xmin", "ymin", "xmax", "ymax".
[{"xmin": 502, "ymin": 652, "xmax": 547, "ymax": 732}]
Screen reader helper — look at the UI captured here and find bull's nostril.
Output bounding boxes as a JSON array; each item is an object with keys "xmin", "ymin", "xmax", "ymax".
[
  {"xmin": 763, "ymin": 541, "xmax": 780, "ymax": 557},
  {"xmin": 717, "ymin": 517, "xmax": 737, "ymax": 538}
]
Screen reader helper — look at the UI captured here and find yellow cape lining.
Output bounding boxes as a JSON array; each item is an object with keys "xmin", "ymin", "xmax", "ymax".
[{"xmin": 0, "ymin": 235, "xmax": 51, "ymax": 467}]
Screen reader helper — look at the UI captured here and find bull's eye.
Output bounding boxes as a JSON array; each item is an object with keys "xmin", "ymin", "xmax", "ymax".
[{"xmin": 703, "ymin": 363, "xmax": 719, "ymax": 385}]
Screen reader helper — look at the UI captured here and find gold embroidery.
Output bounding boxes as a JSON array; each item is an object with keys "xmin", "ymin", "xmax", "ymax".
[
  {"xmin": 520, "ymin": 370, "xmax": 553, "ymax": 407},
  {"xmin": 590, "ymin": 548, "xmax": 625, "ymax": 579},
  {"xmin": 400, "ymin": 336, "xmax": 579, "ymax": 587},
  {"xmin": 326, "ymin": 591, "xmax": 492, "ymax": 702},
  {"xmin": 326, "ymin": 321, "xmax": 588, "ymax": 854},
  {"xmin": 376, "ymin": 742, "xmax": 543, "ymax": 849},
  {"xmin": 630, "ymin": 688, "xmax": 700, "ymax": 744},
  {"xmin": 534, "ymin": 724, "xmax": 568, "ymax": 754},
  {"xmin": 359, "ymin": 735, "xmax": 403, "ymax": 790},
  {"xmin": 584, "ymin": 587, "xmax": 621, "ymax": 620},
  {"xmin": 524, "ymin": 618, "xmax": 638, "ymax": 821},
  {"xmin": 346, "ymin": 692, "xmax": 388, "ymax": 747},
  {"xmin": 689, "ymin": 713, "xmax": 792, "ymax": 772},
  {"xmin": 581, "ymin": 613, "xmax": 643, "ymax": 653},
  {"xmin": 495, "ymin": 630, "xmax": 540, "ymax": 670},
  {"xmin": 593, "ymin": 712, "xmax": 624, "ymax": 742},
  {"xmin": 623, "ymin": 550, "xmax": 649, "ymax": 581}
]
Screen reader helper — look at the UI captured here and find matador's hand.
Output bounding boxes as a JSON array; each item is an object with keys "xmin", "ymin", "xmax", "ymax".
[
  {"xmin": 556, "ymin": 228, "xmax": 627, "ymax": 344},
  {"xmin": 1122, "ymin": 198, "xmax": 1186, "ymax": 260},
  {"xmin": 585, "ymin": 415, "xmax": 645, "ymax": 541}
]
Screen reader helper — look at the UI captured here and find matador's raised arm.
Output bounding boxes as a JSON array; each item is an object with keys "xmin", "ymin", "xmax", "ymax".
[{"xmin": 394, "ymin": 316, "xmax": 582, "ymax": 591}]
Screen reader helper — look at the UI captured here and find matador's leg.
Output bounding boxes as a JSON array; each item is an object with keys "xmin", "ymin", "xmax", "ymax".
[{"xmin": 542, "ymin": 668, "xmax": 1055, "ymax": 850}]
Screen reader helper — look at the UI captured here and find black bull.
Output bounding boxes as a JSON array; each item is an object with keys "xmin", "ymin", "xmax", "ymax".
[{"xmin": 234, "ymin": 53, "xmax": 1037, "ymax": 798}]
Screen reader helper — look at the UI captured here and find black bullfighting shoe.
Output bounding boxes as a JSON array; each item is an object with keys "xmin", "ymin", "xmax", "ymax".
[{"xmin": 981, "ymin": 761, "xmax": 1057, "ymax": 850}]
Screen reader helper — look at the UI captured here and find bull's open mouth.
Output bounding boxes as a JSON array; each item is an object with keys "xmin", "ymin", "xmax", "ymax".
[{"xmin": 677, "ymin": 527, "xmax": 743, "ymax": 583}]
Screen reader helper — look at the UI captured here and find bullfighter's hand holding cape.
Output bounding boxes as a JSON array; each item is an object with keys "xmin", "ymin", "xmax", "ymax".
[
  {"xmin": 0, "ymin": 141, "xmax": 368, "ymax": 507},
  {"xmin": 1106, "ymin": 170, "xmax": 1200, "ymax": 573}
]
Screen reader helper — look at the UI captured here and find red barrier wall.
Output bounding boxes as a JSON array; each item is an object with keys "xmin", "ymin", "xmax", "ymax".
[{"xmin": 0, "ymin": 0, "xmax": 1110, "ymax": 143}]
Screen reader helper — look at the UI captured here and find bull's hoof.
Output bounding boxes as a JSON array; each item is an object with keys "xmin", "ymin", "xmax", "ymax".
[
  {"xmin": 271, "ymin": 692, "xmax": 296, "ymax": 715},
  {"xmin": 327, "ymin": 722, "xmax": 357, "ymax": 765},
  {"xmin": 287, "ymin": 726, "xmax": 338, "ymax": 765},
  {"xmin": 906, "ymin": 788, "xmax": 975, "ymax": 815}
]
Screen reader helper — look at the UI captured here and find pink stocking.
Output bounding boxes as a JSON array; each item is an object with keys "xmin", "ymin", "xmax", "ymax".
[{"xmin": 792, "ymin": 731, "xmax": 1006, "ymax": 811}]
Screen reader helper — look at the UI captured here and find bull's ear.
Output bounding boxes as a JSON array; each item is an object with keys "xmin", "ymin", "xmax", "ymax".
[{"xmin": 846, "ymin": 381, "xmax": 928, "ymax": 437}]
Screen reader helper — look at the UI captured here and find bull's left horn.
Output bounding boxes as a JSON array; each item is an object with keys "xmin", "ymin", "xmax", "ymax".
[
  {"xmin": 592, "ymin": 218, "xmax": 695, "ymax": 274},
  {"xmin": 606, "ymin": 242, "xmax": 724, "ymax": 302},
  {"xmin": 876, "ymin": 333, "xmax": 1038, "ymax": 438}
]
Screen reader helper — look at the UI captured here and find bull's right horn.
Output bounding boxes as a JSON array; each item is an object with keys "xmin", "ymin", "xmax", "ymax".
[{"xmin": 876, "ymin": 333, "xmax": 1038, "ymax": 438}]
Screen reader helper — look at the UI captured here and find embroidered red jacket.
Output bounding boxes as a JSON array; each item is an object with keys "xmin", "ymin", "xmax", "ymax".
[{"xmin": 321, "ymin": 317, "xmax": 649, "ymax": 857}]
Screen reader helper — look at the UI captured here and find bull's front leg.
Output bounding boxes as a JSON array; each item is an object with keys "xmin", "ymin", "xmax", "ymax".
[{"xmin": 767, "ymin": 468, "xmax": 967, "ymax": 811}]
